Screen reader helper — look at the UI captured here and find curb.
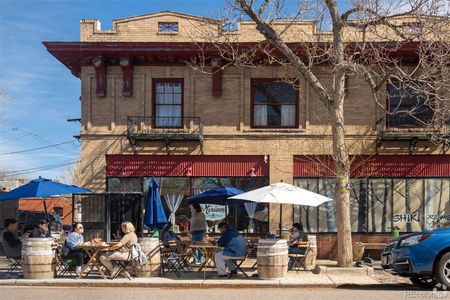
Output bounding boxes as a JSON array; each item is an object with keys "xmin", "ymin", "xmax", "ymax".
[{"xmin": 0, "ymin": 280, "xmax": 339, "ymax": 289}]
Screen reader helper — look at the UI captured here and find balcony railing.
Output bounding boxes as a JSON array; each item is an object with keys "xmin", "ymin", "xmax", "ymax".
[
  {"xmin": 127, "ymin": 116, "xmax": 203, "ymax": 138},
  {"xmin": 127, "ymin": 116, "xmax": 204, "ymax": 153},
  {"xmin": 375, "ymin": 114, "xmax": 449, "ymax": 153}
]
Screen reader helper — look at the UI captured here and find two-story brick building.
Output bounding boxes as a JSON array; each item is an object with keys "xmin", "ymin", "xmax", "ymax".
[{"xmin": 44, "ymin": 11, "xmax": 449, "ymax": 258}]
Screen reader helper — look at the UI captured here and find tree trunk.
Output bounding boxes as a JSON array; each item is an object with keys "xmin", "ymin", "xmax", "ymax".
[{"xmin": 331, "ymin": 84, "xmax": 353, "ymax": 267}]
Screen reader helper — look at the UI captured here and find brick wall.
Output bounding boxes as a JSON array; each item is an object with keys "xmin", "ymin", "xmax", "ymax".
[{"xmin": 316, "ymin": 233, "xmax": 395, "ymax": 260}]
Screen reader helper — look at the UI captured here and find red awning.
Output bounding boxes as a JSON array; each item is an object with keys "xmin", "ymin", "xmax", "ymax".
[
  {"xmin": 106, "ymin": 155, "xmax": 269, "ymax": 177},
  {"xmin": 294, "ymin": 155, "xmax": 450, "ymax": 177}
]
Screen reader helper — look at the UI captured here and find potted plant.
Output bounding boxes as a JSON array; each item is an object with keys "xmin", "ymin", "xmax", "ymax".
[{"xmin": 392, "ymin": 226, "xmax": 401, "ymax": 238}]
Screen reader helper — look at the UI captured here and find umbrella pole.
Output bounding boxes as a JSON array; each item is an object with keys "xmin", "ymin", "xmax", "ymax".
[
  {"xmin": 43, "ymin": 197, "xmax": 51, "ymax": 235},
  {"xmin": 279, "ymin": 204, "xmax": 282, "ymax": 238}
]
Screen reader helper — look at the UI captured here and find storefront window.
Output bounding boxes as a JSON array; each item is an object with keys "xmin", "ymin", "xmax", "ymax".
[
  {"xmin": 104, "ymin": 176, "xmax": 271, "ymax": 234},
  {"xmin": 294, "ymin": 177, "xmax": 448, "ymax": 233},
  {"xmin": 293, "ymin": 179, "xmax": 319, "ymax": 233},
  {"xmin": 191, "ymin": 177, "xmax": 269, "ymax": 233},
  {"xmin": 367, "ymin": 179, "xmax": 392, "ymax": 233},
  {"xmin": 423, "ymin": 179, "xmax": 450, "ymax": 230}
]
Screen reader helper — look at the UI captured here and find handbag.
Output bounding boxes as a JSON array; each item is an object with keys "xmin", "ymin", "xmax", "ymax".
[{"xmin": 61, "ymin": 243, "xmax": 70, "ymax": 258}]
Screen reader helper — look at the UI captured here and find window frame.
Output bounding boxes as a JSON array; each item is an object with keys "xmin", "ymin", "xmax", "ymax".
[
  {"xmin": 158, "ymin": 22, "xmax": 179, "ymax": 33},
  {"xmin": 152, "ymin": 78, "xmax": 184, "ymax": 129},
  {"xmin": 386, "ymin": 78, "xmax": 434, "ymax": 129},
  {"xmin": 250, "ymin": 78, "xmax": 299, "ymax": 129}
]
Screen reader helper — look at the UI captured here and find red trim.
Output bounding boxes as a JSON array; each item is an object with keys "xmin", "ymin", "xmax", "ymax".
[
  {"xmin": 106, "ymin": 155, "xmax": 269, "ymax": 177},
  {"xmin": 152, "ymin": 78, "xmax": 184, "ymax": 128},
  {"xmin": 293, "ymin": 155, "xmax": 450, "ymax": 177},
  {"xmin": 250, "ymin": 78, "xmax": 299, "ymax": 129},
  {"xmin": 120, "ymin": 57, "xmax": 133, "ymax": 97},
  {"xmin": 43, "ymin": 41, "xmax": 425, "ymax": 78},
  {"xmin": 92, "ymin": 56, "xmax": 106, "ymax": 97}
]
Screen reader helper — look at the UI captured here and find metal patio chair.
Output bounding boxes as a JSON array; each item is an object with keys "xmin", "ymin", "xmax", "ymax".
[{"xmin": 289, "ymin": 241, "xmax": 310, "ymax": 273}]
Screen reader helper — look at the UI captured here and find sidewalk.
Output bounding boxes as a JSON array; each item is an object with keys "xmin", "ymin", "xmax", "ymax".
[
  {"xmin": 0, "ymin": 257, "xmax": 406, "ymax": 289},
  {"xmin": 0, "ymin": 268, "xmax": 381, "ymax": 289}
]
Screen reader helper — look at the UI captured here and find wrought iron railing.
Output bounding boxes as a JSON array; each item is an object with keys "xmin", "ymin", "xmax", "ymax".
[
  {"xmin": 376, "ymin": 114, "xmax": 436, "ymax": 133},
  {"xmin": 127, "ymin": 116, "xmax": 204, "ymax": 138}
]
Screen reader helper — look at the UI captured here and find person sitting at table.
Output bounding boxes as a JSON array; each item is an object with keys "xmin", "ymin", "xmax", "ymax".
[
  {"xmin": 0, "ymin": 219, "xmax": 22, "ymax": 258},
  {"xmin": 189, "ymin": 202, "xmax": 207, "ymax": 264},
  {"xmin": 62, "ymin": 222, "xmax": 86, "ymax": 274},
  {"xmin": 214, "ymin": 222, "xmax": 248, "ymax": 278},
  {"xmin": 161, "ymin": 223, "xmax": 180, "ymax": 249},
  {"xmin": 288, "ymin": 223, "xmax": 308, "ymax": 269},
  {"xmin": 100, "ymin": 221, "xmax": 137, "ymax": 278},
  {"xmin": 29, "ymin": 219, "xmax": 51, "ymax": 238}
]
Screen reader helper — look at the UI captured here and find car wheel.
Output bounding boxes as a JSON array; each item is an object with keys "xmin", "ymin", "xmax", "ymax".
[
  {"xmin": 410, "ymin": 276, "xmax": 437, "ymax": 289},
  {"xmin": 435, "ymin": 252, "xmax": 450, "ymax": 289}
]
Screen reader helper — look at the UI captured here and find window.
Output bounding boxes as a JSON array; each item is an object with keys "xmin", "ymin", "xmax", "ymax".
[
  {"xmin": 252, "ymin": 79, "xmax": 298, "ymax": 128},
  {"xmin": 153, "ymin": 79, "xmax": 183, "ymax": 127},
  {"xmin": 158, "ymin": 22, "xmax": 179, "ymax": 33},
  {"xmin": 387, "ymin": 80, "xmax": 433, "ymax": 128},
  {"xmin": 294, "ymin": 177, "xmax": 450, "ymax": 233}
]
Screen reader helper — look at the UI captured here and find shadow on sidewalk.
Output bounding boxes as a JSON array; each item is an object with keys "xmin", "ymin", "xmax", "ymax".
[{"xmin": 337, "ymin": 283, "xmax": 418, "ymax": 291}]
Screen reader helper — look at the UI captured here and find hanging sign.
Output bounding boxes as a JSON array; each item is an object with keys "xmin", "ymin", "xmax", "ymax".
[{"xmin": 201, "ymin": 204, "xmax": 229, "ymax": 221}]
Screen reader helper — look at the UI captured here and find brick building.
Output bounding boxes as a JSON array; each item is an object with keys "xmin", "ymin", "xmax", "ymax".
[{"xmin": 44, "ymin": 11, "xmax": 450, "ymax": 258}]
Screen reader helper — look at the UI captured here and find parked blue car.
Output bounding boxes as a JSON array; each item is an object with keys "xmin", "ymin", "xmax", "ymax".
[{"xmin": 382, "ymin": 228, "xmax": 450, "ymax": 289}]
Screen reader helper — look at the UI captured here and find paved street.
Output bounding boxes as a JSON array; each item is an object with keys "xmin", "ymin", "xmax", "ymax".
[{"xmin": 1, "ymin": 286, "xmax": 447, "ymax": 300}]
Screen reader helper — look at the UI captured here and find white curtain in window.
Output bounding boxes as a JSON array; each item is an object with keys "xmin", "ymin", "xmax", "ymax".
[
  {"xmin": 164, "ymin": 193, "xmax": 184, "ymax": 225},
  {"xmin": 244, "ymin": 202, "xmax": 258, "ymax": 229},
  {"xmin": 254, "ymin": 105, "xmax": 267, "ymax": 126},
  {"xmin": 281, "ymin": 105, "xmax": 295, "ymax": 126},
  {"xmin": 156, "ymin": 106, "xmax": 182, "ymax": 127}
]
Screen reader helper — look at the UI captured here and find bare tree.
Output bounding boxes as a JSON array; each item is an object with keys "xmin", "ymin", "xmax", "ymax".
[
  {"xmin": 59, "ymin": 161, "xmax": 83, "ymax": 186},
  {"xmin": 187, "ymin": 0, "xmax": 450, "ymax": 266},
  {"xmin": 0, "ymin": 88, "xmax": 11, "ymax": 121}
]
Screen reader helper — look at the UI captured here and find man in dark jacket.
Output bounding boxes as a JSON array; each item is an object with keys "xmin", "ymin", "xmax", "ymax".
[
  {"xmin": 0, "ymin": 219, "xmax": 22, "ymax": 258},
  {"xmin": 214, "ymin": 222, "xmax": 247, "ymax": 278},
  {"xmin": 29, "ymin": 219, "xmax": 51, "ymax": 238}
]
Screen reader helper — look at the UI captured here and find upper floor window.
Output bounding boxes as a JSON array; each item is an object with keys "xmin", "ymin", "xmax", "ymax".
[
  {"xmin": 387, "ymin": 80, "xmax": 433, "ymax": 128},
  {"xmin": 252, "ymin": 79, "xmax": 298, "ymax": 128},
  {"xmin": 153, "ymin": 79, "xmax": 183, "ymax": 127},
  {"xmin": 158, "ymin": 22, "xmax": 179, "ymax": 33}
]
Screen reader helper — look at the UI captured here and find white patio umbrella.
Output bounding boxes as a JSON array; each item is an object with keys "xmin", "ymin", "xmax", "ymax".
[{"xmin": 228, "ymin": 182, "xmax": 333, "ymax": 234}]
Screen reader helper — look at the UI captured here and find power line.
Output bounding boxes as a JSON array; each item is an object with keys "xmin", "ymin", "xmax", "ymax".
[
  {"xmin": 0, "ymin": 121, "xmax": 80, "ymax": 154},
  {"xmin": 0, "ymin": 141, "xmax": 75, "ymax": 156},
  {"xmin": 3, "ymin": 160, "xmax": 80, "ymax": 177},
  {"xmin": 0, "ymin": 133, "xmax": 33, "ymax": 145}
]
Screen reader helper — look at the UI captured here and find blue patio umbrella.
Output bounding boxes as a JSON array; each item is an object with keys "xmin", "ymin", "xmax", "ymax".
[
  {"xmin": 144, "ymin": 178, "xmax": 168, "ymax": 230},
  {"xmin": 0, "ymin": 177, "xmax": 90, "ymax": 231},
  {"xmin": 187, "ymin": 186, "xmax": 246, "ymax": 205}
]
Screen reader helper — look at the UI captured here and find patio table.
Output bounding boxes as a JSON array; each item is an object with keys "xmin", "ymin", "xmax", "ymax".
[
  {"xmin": 76, "ymin": 243, "xmax": 112, "ymax": 279},
  {"xmin": 187, "ymin": 244, "xmax": 222, "ymax": 278}
]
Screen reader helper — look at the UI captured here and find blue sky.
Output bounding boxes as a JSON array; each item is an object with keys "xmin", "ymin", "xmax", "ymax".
[{"xmin": 0, "ymin": 0, "xmax": 229, "ymax": 181}]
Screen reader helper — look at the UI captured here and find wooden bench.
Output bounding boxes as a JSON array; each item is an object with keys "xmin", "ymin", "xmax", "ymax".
[{"xmin": 353, "ymin": 242, "xmax": 387, "ymax": 261}]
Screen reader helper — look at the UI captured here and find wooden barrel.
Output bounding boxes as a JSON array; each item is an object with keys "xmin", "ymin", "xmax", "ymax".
[
  {"xmin": 305, "ymin": 235, "xmax": 317, "ymax": 267},
  {"xmin": 134, "ymin": 237, "xmax": 161, "ymax": 277},
  {"xmin": 257, "ymin": 239, "xmax": 289, "ymax": 280},
  {"xmin": 353, "ymin": 242, "xmax": 365, "ymax": 261},
  {"xmin": 21, "ymin": 238, "xmax": 54, "ymax": 279}
]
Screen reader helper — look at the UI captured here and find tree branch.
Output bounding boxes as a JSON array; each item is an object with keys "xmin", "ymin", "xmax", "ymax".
[{"xmin": 236, "ymin": 0, "xmax": 333, "ymax": 106}]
